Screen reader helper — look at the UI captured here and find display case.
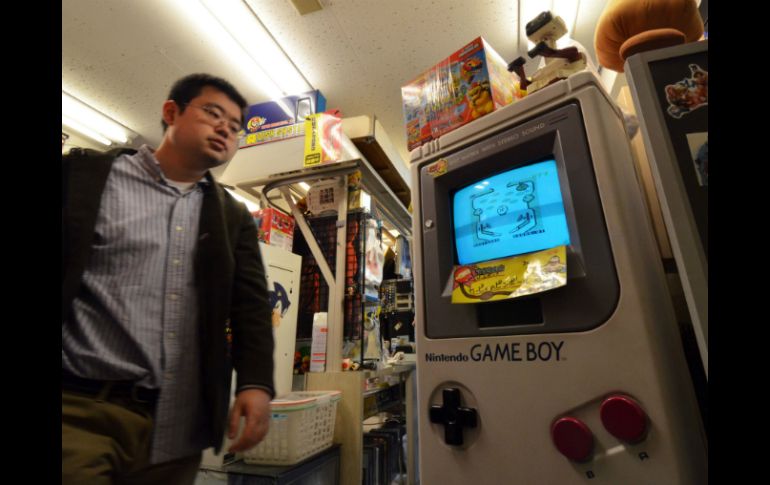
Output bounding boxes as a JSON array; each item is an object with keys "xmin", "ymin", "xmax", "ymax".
[{"xmin": 624, "ymin": 41, "xmax": 708, "ymax": 379}]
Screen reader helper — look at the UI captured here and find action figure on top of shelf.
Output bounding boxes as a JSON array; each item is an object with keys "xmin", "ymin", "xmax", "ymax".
[{"xmin": 508, "ymin": 11, "xmax": 588, "ymax": 96}]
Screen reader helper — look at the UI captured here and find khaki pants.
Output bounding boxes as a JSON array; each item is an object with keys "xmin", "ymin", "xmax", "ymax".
[{"xmin": 62, "ymin": 390, "xmax": 201, "ymax": 485}]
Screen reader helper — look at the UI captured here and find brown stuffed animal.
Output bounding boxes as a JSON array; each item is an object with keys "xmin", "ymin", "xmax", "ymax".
[{"xmin": 594, "ymin": 0, "xmax": 704, "ymax": 72}]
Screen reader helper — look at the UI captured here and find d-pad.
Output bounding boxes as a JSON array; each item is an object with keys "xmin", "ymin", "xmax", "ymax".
[{"xmin": 429, "ymin": 388, "xmax": 478, "ymax": 446}]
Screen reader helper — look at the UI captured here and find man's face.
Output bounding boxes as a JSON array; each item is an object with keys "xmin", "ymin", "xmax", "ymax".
[{"xmin": 170, "ymin": 86, "xmax": 243, "ymax": 169}]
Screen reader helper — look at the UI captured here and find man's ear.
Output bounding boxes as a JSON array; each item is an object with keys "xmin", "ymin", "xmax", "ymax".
[{"xmin": 162, "ymin": 100, "xmax": 179, "ymax": 127}]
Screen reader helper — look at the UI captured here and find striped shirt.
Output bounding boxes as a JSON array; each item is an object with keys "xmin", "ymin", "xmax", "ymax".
[{"xmin": 62, "ymin": 145, "xmax": 210, "ymax": 463}]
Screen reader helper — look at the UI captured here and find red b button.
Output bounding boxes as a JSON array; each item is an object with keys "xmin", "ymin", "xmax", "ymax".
[
  {"xmin": 600, "ymin": 395, "xmax": 648, "ymax": 443},
  {"xmin": 551, "ymin": 417, "xmax": 594, "ymax": 462}
]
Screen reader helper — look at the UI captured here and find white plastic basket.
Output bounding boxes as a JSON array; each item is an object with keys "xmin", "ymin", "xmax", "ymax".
[{"xmin": 242, "ymin": 390, "xmax": 342, "ymax": 466}]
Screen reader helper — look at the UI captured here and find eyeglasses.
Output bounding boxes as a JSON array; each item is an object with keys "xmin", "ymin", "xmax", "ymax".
[{"xmin": 181, "ymin": 103, "xmax": 243, "ymax": 138}]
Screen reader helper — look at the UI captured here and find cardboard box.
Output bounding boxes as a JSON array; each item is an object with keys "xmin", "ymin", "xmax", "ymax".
[
  {"xmin": 401, "ymin": 37, "xmax": 519, "ymax": 151},
  {"xmin": 252, "ymin": 208, "xmax": 295, "ymax": 251},
  {"xmin": 240, "ymin": 90, "xmax": 326, "ymax": 148},
  {"xmin": 303, "ymin": 113, "xmax": 343, "ymax": 167},
  {"xmin": 402, "ymin": 71, "xmax": 432, "ymax": 152}
]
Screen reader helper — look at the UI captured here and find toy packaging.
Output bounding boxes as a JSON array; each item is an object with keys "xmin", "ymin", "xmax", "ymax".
[
  {"xmin": 303, "ymin": 113, "xmax": 343, "ymax": 167},
  {"xmin": 240, "ymin": 90, "xmax": 326, "ymax": 148},
  {"xmin": 306, "ymin": 179, "xmax": 344, "ymax": 215},
  {"xmin": 310, "ymin": 312, "xmax": 328, "ymax": 372},
  {"xmin": 451, "ymin": 245, "xmax": 567, "ymax": 304},
  {"xmin": 252, "ymin": 208, "xmax": 295, "ymax": 252},
  {"xmin": 401, "ymin": 71, "xmax": 431, "ymax": 152},
  {"xmin": 401, "ymin": 37, "xmax": 519, "ymax": 152},
  {"xmin": 306, "ymin": 171, "xmax": 370, "ymax": 215},
  {"xmin": 345, "ymin": 170, "xmax": 371, "ymax": 211}
]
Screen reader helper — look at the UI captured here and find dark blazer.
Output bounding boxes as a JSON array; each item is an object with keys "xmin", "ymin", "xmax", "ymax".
[{"xmin": 62, "ymin": 148, "xmax": 275, "ymax": 452}]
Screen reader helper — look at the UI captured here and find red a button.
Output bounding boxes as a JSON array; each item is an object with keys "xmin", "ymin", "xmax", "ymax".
[
  {"xmin": 551, "ymin": 417, "xmax": 594, "ymax": 462},
  {"xmin": 600, "ymin": 395, "xmax": 648, "ymax": 443}
]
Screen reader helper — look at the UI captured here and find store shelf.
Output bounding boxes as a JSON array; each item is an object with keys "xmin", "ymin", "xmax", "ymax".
[
  {"xmin": 342, "ymin": 115, "xmax": 412, "ymax": 209},
  {"xmin": 363, "ymin": 362, "xmax": 416, "ymax": 379},
  {"xmin": 237, "ymin": 157, "xmax": 412, "ymax": 239},
  {"xmin": 229, "ymin": 134, "xmax": 413, "ymax": 376},
  {"xmin": 363, "ymin": 383, "xmax": 404, "ymax": 420},
  {"xmin": 306, "ymin": 364, "xmax": 417, "ymax": 485},
  {"xmin": 218, "ymin": 126, "xmax": 416, "ymax": 485}
]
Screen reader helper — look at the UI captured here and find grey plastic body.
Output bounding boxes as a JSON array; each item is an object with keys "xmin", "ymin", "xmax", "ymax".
[{"xmin": 410, "ymin": 71, "xmax": 707, "ymax": 484}]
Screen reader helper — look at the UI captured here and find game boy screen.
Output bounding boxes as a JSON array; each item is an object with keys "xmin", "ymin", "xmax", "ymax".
[{"xmin": 452, "ymin": 159, "xmax": 571, "ymax": 265}]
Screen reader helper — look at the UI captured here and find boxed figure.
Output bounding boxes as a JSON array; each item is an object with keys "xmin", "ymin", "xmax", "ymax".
[
  {"xmin": 401, "ymin": 37, "xmax": 519, "ymax": 151},
  {"xmin": 240, "ymin": 90, "xmax": 326, "ymax": 148},
  {"xmin": 252, "ymin": 208, "xmax": 295, "ymax": 252},
  {"xmin": 401, "ymin": 71, "xmax": 431, "ymax": 152}
]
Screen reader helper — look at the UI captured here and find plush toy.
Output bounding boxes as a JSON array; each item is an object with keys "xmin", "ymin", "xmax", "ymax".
[{"xmin": 594, "ymin": 0, "xmax": 704, "ymax": 72}]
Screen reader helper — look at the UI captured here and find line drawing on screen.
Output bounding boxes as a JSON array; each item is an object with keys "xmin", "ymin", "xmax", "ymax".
[
  {"xmin": 453, "ymin": 159, "xmax": 570, "ymax": 265},
  {"xmin": 469, "ymin": 178, "xmax": 540, "ymax": 244}
]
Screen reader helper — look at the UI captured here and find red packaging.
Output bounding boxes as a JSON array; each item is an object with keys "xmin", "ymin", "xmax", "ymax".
[{"xmin": 252, "ymin": 208, "xmax": 295, "ymax": 252}]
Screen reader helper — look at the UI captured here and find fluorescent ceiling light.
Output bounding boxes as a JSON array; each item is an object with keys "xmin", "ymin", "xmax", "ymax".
[
  {"xmin": 62, "ymin": 92, "xmax": 132, "ymax": 145},
  {"xmin": 165, "ymin": 0, "xmax": 282, "ymax": 101},
  {"xmin": 62, "ymin": 115, "xmax": 112, "ymax": 146},
  {"xmin": 520, "ymin": 0, "xmax": 546, "ymax": 51},
  {"xmin": 554, "ymin": 0, "xmax": 580, "ymax": 49},
  {"xmin": 553, "ymin": 0, "xmax": 579, "ymax": 37},
  {"xmin": 225, "ymin": 188, "xmax": 262, "ymax": 212},
  {"xmin": 200, "ymin": 0, "xmax": 312, "ymax": 96}
]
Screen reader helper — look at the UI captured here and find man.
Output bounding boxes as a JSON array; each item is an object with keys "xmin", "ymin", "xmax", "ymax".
[{"xmin": 62, "ymin": 73, "xmax": 274, "ymax": 484}]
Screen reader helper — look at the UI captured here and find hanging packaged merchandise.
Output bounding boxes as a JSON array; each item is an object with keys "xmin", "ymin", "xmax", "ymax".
[
  {"xmin": 364, "ymin": 219, "xmax": 384, "ymax": 300},
  {"xmin": 310, "ymin": 312, "xmax": 328, "ymax": 372},
  {"xmin": 304, "ymin": 113, "xmax": 343, "ymax": 167}
]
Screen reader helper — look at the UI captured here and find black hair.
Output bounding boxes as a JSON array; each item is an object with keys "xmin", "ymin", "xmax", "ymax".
[{"xmin": 161, "ymin": 73, "xmax": 248, "ymax": 132}]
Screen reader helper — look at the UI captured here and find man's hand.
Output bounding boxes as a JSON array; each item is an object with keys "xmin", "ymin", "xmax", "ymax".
[{"xmin": 227, "ymin": 388, "xmax": 272, "ymax": 453}]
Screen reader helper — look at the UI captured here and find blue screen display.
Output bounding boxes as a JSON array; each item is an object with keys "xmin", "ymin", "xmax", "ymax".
[{"xmin": 452, "ymin": 160, "xmax": 571, "ymax": 265}]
